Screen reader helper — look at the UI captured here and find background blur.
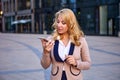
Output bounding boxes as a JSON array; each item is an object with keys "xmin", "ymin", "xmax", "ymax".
[
  {"xmin": 0, "ymin": 1, "xmax": 120, "ymax": 80},
  {"xmin": 0, "ymin": 0, "xmax": 120, "ymax": 36}
]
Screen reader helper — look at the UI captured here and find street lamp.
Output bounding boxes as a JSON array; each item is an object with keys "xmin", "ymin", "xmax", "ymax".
[{"xmin": 0, "ymin": 11, "xmax": 3, "ymax": 16}]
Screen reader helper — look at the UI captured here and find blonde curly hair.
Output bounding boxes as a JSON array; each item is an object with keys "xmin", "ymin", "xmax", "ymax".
[{"xmin": 52, "ymin": 8, "xmax": 84, "ymax": 46}]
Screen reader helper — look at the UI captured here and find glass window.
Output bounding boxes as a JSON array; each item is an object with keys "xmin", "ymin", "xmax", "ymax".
[
  {"xmin": 17, "ymin": 0, "xmax": 31, "ymax": 10},
  {"xmin": 16, "ymin": 15, "xmax": 31, "ymax": 33},
  {"xmin": 5, "ymin": 16, "xmax": 15, "ymax": 32}
]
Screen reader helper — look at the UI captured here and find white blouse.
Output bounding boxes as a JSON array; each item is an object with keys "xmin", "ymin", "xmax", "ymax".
[{"xmin": 58, "ymin": 40, "xmax": 71, "ymax": 61}]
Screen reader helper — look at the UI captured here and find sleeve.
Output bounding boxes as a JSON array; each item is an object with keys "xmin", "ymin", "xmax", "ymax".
[
  {"xmin": 41, "ymin": 52, "xmax": 52, "ymax": 69},
  {"xmin": 40, "ymin": 35, "xmax": 53, "ymax": 69},
  {"xmin": 76, "ymin": 37, "xmax": 91, "ymax": 70}
]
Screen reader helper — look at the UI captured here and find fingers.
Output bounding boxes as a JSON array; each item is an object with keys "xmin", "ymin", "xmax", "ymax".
[
  {"xmin": 65, "ymin": 55, "xmax": 77, "ymax": 66},
  {"xmin": 43, "ymin": 40, "xmax": 54, "ymax": 53},
  {"xmin": 41, "ymin": 39, "xmax": 54, "ymax": 47},
  {"xmin": 65, "ymin": 55, "xmax": 73, "ymax": 64},
  {"xmin": 41, "ymin": 39, "xmax": 48, "ymax": 47},
  {"xmin": 46, "ymin": 40, "xmax": 54, "ymax": 47}
]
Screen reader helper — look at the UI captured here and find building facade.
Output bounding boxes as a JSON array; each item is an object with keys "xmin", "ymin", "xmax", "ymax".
[
  {"xmin": 76, "ymin": 0, "xmax": 120, "ymax": 36},
  {"xmin": 1, "ymin": 0, "xmax": 33, "ymax": 33},
  {"xmin": 1, "ymin": 0, "xmax": 120, "ymax": 36}
]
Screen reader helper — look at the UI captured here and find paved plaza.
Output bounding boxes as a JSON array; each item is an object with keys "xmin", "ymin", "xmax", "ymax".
[{"xmin": 0, "ymin": 33, "xmax": 120, "ymax": 80}]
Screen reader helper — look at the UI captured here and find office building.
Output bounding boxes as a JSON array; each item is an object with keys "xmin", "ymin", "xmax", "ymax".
[{"xmin": 1, "ymin": 0, "xmax": 120, "ymax": 36}]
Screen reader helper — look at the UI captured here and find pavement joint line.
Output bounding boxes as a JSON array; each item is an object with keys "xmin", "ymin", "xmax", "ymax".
[
  {"xmin": 92, "ymin": 62, "xmax": 120, "ymax": 67},
  {"xmin": 90, "ymin": 47, "xmax": 120, "ymax": 57},
  {"xmin": 0, "ymin": 37, "xmax": 42, "ymax": 59},
  {"xmin": 88, "ymin": 38, "xmax": 120, "ymax": 46},
  {"xmin": 0, "ymin": 69, "xmax": 43, "ymax": 75},
  {"xmin": 0, "ymin": 37, "xmax": 48, "ymax": 79}
]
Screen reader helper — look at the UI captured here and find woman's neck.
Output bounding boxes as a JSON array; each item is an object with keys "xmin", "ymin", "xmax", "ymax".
[{"xmin": 60, "ymin": 33, "xmax": 69, "ymax": 46}]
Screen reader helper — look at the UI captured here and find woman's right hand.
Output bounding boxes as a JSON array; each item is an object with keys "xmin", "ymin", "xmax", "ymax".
[{"xmin": 41, "ymin": 39, "xmax": 54, "ymax": 54}]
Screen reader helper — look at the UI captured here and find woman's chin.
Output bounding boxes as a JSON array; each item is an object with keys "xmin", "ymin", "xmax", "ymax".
[{"xmin": 58, "ymin": 32, "xmax": 63, "ymax": 35}]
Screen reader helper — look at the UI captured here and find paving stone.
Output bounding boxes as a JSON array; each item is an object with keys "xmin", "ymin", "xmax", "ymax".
[{"xmin": 0, "ymin": 33, "xmax": 120, "ymax": 80}]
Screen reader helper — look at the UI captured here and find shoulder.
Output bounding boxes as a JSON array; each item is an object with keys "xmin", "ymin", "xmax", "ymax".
[
  {"xmin": 79, "ymin": 36, "xmax": 88, "ymax": 45},
  {"xmin": 79, "ymin": 36, "xmax": 86, "ymax": 42}
]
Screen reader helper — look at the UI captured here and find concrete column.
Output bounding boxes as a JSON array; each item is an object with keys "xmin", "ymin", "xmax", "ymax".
[
  {"xmin": 31, "ymin": 0, "xmax": 34, "ymax": 33},
  {"xmin": 31, "ymin": 13, "xmax": 34, "ymax": 33},
  {"xmin": 31, "ymin": 0, "xmax": 34, "ymax": 9},
  {"xmin": 11, "ymin": 0, "xmax": 13, "ymax": 12},
  {"xmin": 99, "ymin": 5, "xmax": 107, "ymax": 35},
  {"xmin": 15, "ymin": 0, "xmax": 17, "ymax": 11},
  {"xmin": 1, "ymin": 1, "xmax": 5, "ymax": 32}
]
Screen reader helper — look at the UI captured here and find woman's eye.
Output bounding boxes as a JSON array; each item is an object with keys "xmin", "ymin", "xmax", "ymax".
[
  {"xmin": 57, "ymin": 21, "xmax": 59, "ymax": 23},
  {"xmin": 62, "ymin": 22, "xmax": 66, "ymax": 25}
]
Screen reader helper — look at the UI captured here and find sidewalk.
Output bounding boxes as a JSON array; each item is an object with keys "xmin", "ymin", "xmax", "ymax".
[
  {"xmin": 84, "ymin": 36, "xmax": 120, "ymax": 80},
  {"xmin": 0, "ymin": 33, "xmax": 120, "ymax": 80}
]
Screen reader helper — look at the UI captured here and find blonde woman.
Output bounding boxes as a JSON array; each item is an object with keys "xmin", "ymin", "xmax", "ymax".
[{"xmin": 40, "ymin": 8, "xmax": 91, "ymax": 80}]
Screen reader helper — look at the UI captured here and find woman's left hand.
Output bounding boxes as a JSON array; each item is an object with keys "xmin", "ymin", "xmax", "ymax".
[{"xmin": 65, "ymin": 55, "xmax": 77, "ymax": 67}]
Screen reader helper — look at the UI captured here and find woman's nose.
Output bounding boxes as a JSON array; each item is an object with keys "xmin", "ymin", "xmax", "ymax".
[{"xmin": 57, "ymin": 22, "xmax": 62, "ymax": 27}]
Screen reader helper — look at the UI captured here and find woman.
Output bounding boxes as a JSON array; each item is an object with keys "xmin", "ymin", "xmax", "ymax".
[{"xmin": 40, "ymin": 8, "xmax": 91, "ymax": 80}]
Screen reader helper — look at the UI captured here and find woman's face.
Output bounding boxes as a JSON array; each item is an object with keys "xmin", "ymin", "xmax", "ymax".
[{"xmin": 56, "ymin": 15, "xmax": 68, "ymax": 35}]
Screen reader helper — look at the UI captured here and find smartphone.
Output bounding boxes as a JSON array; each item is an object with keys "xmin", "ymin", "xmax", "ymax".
[{"xmin": 38, "ymin": 37, "xmax": 48, "ymax": 42}]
